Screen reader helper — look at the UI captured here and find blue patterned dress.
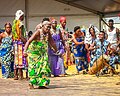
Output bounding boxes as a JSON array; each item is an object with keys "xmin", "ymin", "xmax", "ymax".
[
  {"xmin": 72, "ymin": 37, "xmax": 88, "ymax": 72},
  {"xmin": 90, "ymin": 39, "xmax": 109, "ymax": 66},
  {"xmin": 0, "ymin": 36, "xmax": 14, "ymax": 78}
]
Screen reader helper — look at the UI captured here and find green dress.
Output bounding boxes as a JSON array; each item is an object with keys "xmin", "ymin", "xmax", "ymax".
[{"xmin": 27, "ymin": 39, "xmax": 51, "ymax": 86}]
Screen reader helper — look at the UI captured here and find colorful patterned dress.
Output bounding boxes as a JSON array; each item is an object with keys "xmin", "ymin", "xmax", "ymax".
[
  {"xmin": 57, "ymin": 25, "xmax": 70, "ymax": 69},
  {"xmin": 72, "ymin": 37, "xmax": 88, "ymax": 72},
  {"xmin": 27, "ymin": 35, "xmax": 51, "ymax": 86},
  {"xmin": 90, "ymin": 39, "xmax": 109, "ymax": 66},
  {"xmin": 0, "ymin": 36, "xmax": 14, "ymax": 78},
  {"xmin": 48, "ymin": 29, "xmax": 65, "ymax": 76},
  {"xmin": 12, "ymin": 19, "xmax": 26, "ymax": 69}
]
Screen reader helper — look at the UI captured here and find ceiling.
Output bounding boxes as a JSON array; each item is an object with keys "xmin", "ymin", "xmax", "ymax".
[{"xmin": 56, "ymin": 0, "xmax": 120, "ymax": 17}]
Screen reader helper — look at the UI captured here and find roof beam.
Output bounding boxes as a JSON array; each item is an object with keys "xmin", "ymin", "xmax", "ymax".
[
  {"xmin": 104, "ymin": 10, "xmax": 120, "ymax": 15},
  {"xmin": 65, "ymin": 0, "xmax": 81, "ymax": 3},
  {"xmin": 112, "ymin": 0, "xmax": 120, "ymax": 5},
  {"xmin": 55, "ymin": 0, "xmax": 103, "ymax": 16}
]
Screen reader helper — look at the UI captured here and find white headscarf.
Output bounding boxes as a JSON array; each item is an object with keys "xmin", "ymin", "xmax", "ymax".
[
  {"xmin": 15, "ymin": 10, "xmax": 24, "ymax": 20},
  {"xmin": 42, "ymin": 21, "xmax": 51, "ymax": 26},
  {"xmin": 84, "ymin": 24, "xmax": 100, "ymax": 44}
]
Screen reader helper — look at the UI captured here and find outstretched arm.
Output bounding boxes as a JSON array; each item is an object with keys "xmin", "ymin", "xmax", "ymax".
[
  {"xmin": 21, "ymin": 35, "xmax": 27, "ymax": 44},
  {"xmin": 85, "ymin": 43, "xmax": 90, "ymax": 51},
  {"xmin": 59, "ymin": 29, "xmax": 65, "ymax": 46},
  {"xmin": 48, "ymin": 32, "xmax": 58, "ymax": 52},
  {"xmin": 0, "ymin": 33, "xmax": 2, "ymax": 44},
  {"xmin": 72, "ymin": 34, "xmax": 84, "ymax": 45},
  {"xmin": 116, "ymin": 28, "xmax": 120, "ymax": 43},
  {"xmin": 89, "ymin": 42, "xmax": 97, "ymax": 51}
]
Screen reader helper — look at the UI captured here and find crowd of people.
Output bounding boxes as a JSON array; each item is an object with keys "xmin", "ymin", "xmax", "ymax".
[{"xmin": 0, "ymin": 10, "xmax": 120, "ymax": 89}]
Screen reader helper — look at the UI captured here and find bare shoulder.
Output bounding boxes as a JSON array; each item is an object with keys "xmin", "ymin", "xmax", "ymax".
[
  {"xmin": 33, "ymin": 29, "xmax": 40, "ymax": 36},
  {"xmin": 72, "ymin": 34, "xmax": 75, "ymax": 38},
  {"xmin": 0, "ymin": 32, "xmax": 4, "ymax": 37},
  {"xmin": 116, "ymin": 28, "xmax": 119, "ymax": 32},
  {"xmin": 38, "ymin": 29, "xmax": 42, "ymax": 35}
]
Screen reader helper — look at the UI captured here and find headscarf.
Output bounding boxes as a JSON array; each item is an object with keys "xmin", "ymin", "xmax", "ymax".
[
  {"xmin": 15, "ymin": 10, "xmax": 24, "ymax": 20},
  {"xmin": 60, "ymin": 16, "xmax": 66, "ymax": 23},
  {"xmin": 50, "ymin": 17, "xmax": 57, "ymax": 23},
  {"xmin": 42, "ymin": 21, "xmax": 51, "ymax": 25},
  {"xmin": 85, "ymin": 24, "xmax": 100, "ymax": 44},
  {"xmin": 74, "ymin": 26, "xmax": 80, "ymax": 32}
]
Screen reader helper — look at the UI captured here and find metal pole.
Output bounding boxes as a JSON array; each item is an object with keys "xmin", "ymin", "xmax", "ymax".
[
  {"xmin": 99, "ymin": 16, "xmax": 102, "ymax": 31},
  {"xmin": 25, "ymin": 0, "xmax": 29, "ymax": 32},
  {"xmin": 101, "ymin": 18, "xmax": 109, "ymax": 27}
]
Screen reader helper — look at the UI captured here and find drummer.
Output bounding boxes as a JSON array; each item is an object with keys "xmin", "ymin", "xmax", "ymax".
[{"xmin": 89, "ymin": 31, "xmax": 111, "ymax": 69}]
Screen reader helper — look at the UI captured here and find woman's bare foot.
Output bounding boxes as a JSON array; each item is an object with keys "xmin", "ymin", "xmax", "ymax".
[
  {"xmin": 116, "ymin": 82, "xmax": 120, "ymax": 85},
  {"xmin": 26, "ymin": 77, "xmax": 30, "ymax": 81},
  {"xmin": 29, "ymin": 84, "xmax": 34, "ymax": 89},
  {"xmin": 14, "ymin": 76, "xmax": 18, "ymax": 80},
  {"xmin": 19, "ymin": 76, "xmax": 23, "ymax": 80},
  {"xmin": 60, "ymin": 74, "xmax": 65, "ymax": 77},
  {"xmin": 76, "ymin": 71, "xmax": 80, "ymax": 75}
]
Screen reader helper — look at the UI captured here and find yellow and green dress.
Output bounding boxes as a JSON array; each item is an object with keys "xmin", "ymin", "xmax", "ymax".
[
  {"xmin": 27, "ymin": 39, "xmax": 51, "ymax": 86},
  {"xmin": 12, "ymin": 19, "xmax": 26, "ymax": 69}
]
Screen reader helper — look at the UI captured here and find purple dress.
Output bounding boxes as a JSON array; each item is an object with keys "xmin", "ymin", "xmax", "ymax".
[{"xmin": 48, "ymin": 29, "xmax": 65, "ymax": 76}]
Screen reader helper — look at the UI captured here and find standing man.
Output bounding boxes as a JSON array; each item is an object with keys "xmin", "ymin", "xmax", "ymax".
[
  {"xmin": 12, "ymin": 10, "xmax": 27, "ymax": 80},
  {"xmin": 106, "ymin": 19, "xmax": 119, "ymax": 50},
  {"xmin": 88, "ymin": 31, "xmax": 111, "ymax": 75},
  {"xmin": 106, "ymin": 19, "xmax": 119, "ymax": 73}
]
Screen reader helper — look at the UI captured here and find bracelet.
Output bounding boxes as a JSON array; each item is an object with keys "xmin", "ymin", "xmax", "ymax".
[
  {"xmin": 54, "ymin": 50, "xmax": 60, "ymax": 56},
  {"xmin": 23, "ymin": 50, "xmax": 27, "ymax": 53}
]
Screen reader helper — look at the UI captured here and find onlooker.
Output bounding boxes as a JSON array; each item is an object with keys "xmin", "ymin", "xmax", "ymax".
[
  {"xmin": 72, "ymin": 26, "xmax": 88, "ymax": 74},
  {"xmin": 12, "ymin": 10, "xmax": 27, "ymax": 80},
  {"xmin": 48, "ymin": 18, "xmax": 65, "ymax": 77},
  {"xmin": 0, "ymin": 22, "xmax": 14, "ymax": 79}
]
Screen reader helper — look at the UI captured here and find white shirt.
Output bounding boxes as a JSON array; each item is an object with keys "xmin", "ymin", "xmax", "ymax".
[{"xmin": 107, "ymin": 27, "xmax": 117, "ymax": 44}]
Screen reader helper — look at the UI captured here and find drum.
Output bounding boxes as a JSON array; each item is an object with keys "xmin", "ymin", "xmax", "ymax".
[{"xmin": 88, "ymin": 54, "xmax": 110, "ymax": 75}]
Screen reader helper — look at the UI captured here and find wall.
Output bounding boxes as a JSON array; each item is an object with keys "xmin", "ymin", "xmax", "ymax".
[{"xmin": 0, "ymin": 0, "xmax": 99, "ymax": 32}]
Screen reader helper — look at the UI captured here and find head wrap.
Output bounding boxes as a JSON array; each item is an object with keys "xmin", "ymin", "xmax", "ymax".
[
  {"xmin": 50, "ymin": 17, "xmax": 57, "ymax": 23},
  {"xmin": 60, "ymin": 16, "xmax": 66, "ymax": 23},
  {"xmin": 15, "ymin": 10, "xmax": 24, "ymax": 20},
  {"xmin": 74, "ymin": 26, "xmax": 80, "ymax": 32},
  {"xmin": 42, "ymin": 21, "xmax": 51, "ymax": 25}
]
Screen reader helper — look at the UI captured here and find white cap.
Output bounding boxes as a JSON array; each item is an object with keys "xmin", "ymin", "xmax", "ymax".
[{"xmin": 15, "ymin": 10, "xmax": 24, "ymax": 20}]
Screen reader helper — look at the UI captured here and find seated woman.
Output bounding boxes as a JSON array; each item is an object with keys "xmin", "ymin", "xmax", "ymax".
[
  {"xmin": 85, "ymin": 26, "xmax": 96, "ymax": 67},
  {"xmin": 88, "ymin": 31, "xmax": 112, "ymax": 75}
]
